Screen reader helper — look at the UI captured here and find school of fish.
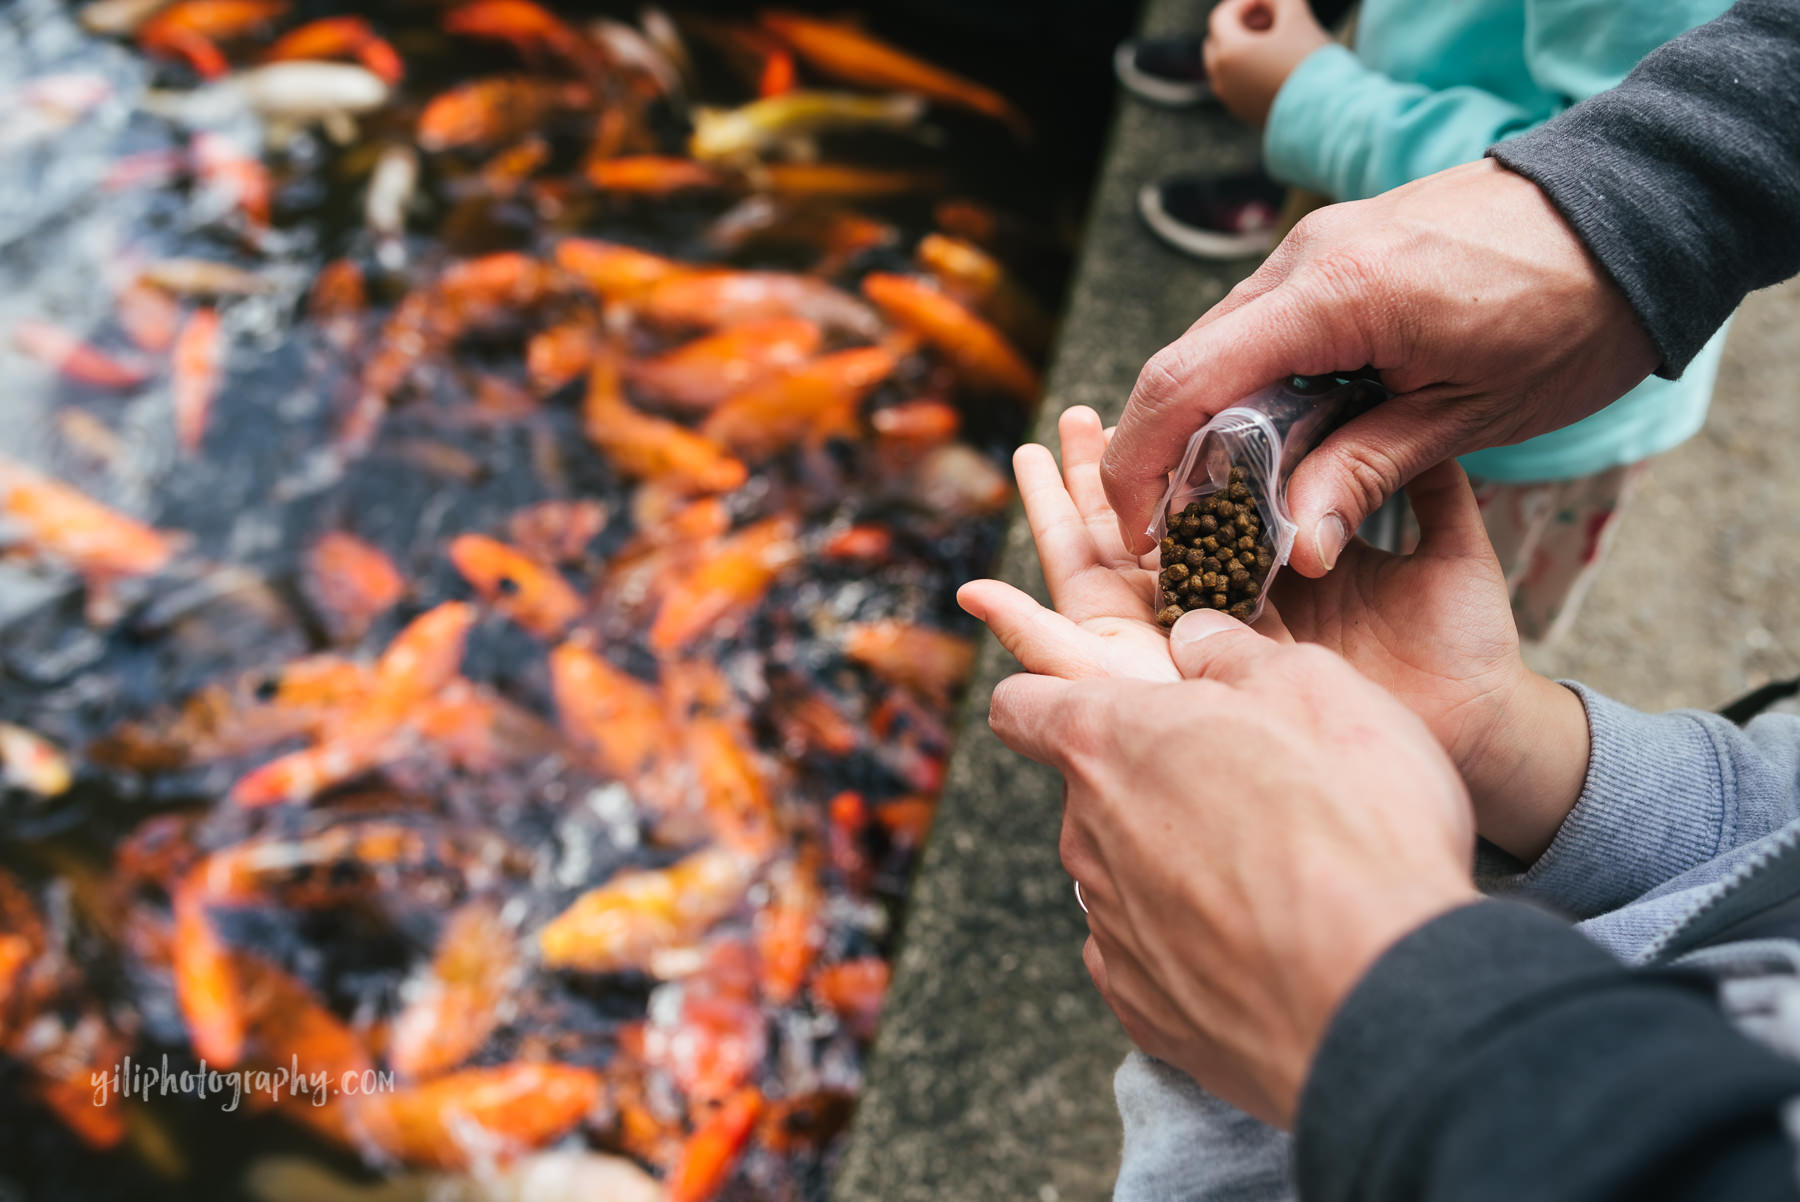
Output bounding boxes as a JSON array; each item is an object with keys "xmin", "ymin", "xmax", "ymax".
[{"xmin": 0, "ymin": 2, "xmax": 1061, "ymax": 1199}]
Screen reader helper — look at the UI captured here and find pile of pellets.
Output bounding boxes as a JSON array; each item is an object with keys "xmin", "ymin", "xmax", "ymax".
[{"xmin": 1157, "ymin": 466, "xmax": 1275, "ymax": 625}]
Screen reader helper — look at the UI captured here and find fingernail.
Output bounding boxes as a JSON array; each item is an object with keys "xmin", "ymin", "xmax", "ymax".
[
  {"xmin": 1313, "ymin": 512, "xmax": 1349, "ymax": 571},
  {"xmin": 955, "ymin": 583, "xmax": 986, "ymax": 620},
  {"xmin": 1170, "ymin": 608, "xmax": 1238, "ymax": 645}
]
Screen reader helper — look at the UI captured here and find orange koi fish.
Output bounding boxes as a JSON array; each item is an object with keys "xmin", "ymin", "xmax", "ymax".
[
  {"xmin": 827, "ymin": 789, "xmax": 871, "ymax": 890},
  {"xmin": 447, "ymin": 533, "xmax": 583, "ymax": 639},
  {"xmin": 756, "ymin": 162, "xmax": 947, "ymax": 199},
  {"xmin": 874, "ymin": 796, "xmax": 937, "ymax": 847},
  {"xmin": 192, "ymin": 132, "xmax": 272, "ymax": 227},
  {"xmin": 668, "ymin": 1088, "xmax": 764, "ymax": 1202},
  {"xmin": 0, "ymin": 460, "xmax": 177, "ymax": 582},
  {"xmin": 754, "ymin": 853, "xmax": 823, "ymax": 1006},
  {"xmin": 171, "ymin": 306, "xmax": 222, "ymax": 454},
  {"xmin": 115, "ymin": 279, "xmax": 181, "ymax": 353},
  {"xmin": 525, "ymin": 315, "xmax": 600, "ymax": 393},
  {"xmin": 388, "ymin": 901, "xmax": 520, "ymax": 1079},
  {"xmin": 537, "ymin": 847, "xmax": 754, "ymax": 974},
  {"xmin": 415, "ymin": 679, "xmax": 560, "ymax": 772},
  {"xmin": 553, "ymin": 238, "xmax": 691, "ymax": 303},
  {"xmin": 416, "ymin": 76, "xmax": 587, "ymax": 152},
  {"xmin": 359, "ymin": 1062, "xmax": 602, "ymax": 1169},
  {"xmin": 916, "ymin": 232, "xmax": 1053, "ymax": 354},
  {"xmin": 842, "ymin": 619, "xmax": 975, "ymax": 706},
  {"xmin": 625, "ymin": 319, "xmax": 821, "ymax": 413},
  {"xmin": 810, "ymin": 957, "xmax": 888, "ymax": 1037},
  {"xmin": 548, "ymin": 640, "xmax": 671, "ymax": 779},
  {"xmin": 700, "ymin": 345, "xmax": 897, "ymax": 459},
  {"xmin": 586, "ymin": 155, "xmax": 721, "ymax": 195},
  {"xmin": 640, "ymin": 270, "xmax": 883, "ymax": 339},
  {"xmin": 12, "ymin": 320, "xmax": 151, "ymax": 389},
  {"xmin": 139, "ymin": 0, "xmax": 286, "ymax": 74},
  {"xmin": 760, "ymin": 11, "xmax": 1029, "ymax": 135},
  {"xmin": 171, "ymin": 882, "xmax": 248, "ymax": 1065},
  {"xmin": 640, "ymin": 942, "xmax": 765, "ymax": 1105},
  {"xmin": 583, "ymin": 355, "xmax": 747, "ymax": 495},
  {"xmin": 861, "ymin": 272, "xmax": 1038, "ymax": 403},
  {"xmin": 648, "ymin": 517, "xmax": 800, "ymax": 653},
  {"xmin": 759, "ymin": 47, "xmax": 795, "ymax": 97},
  {"xmin": 870, "ymin": 396, "xmax": 961, "ymax": 446},
  {"xmin": 683, "ymin": 717, "xmax": 776, "ymax": 854},
  {"xmin": 25, "ymin": 1012, "xmax": 131, "ymax": 1149},
  {"xmin": 262, "ymin": 16, "xmax": 404, "ymax": 85},
  {"xmin": 506, "ymin": 497, "xmax": 606, "ymax": 564},
  {"xmin": 443, "ymin": 0, "xmax": 593, "ymax": 70},
  {"xmin": 303, "ymin": 530, "xmax": 404, "ymax": 640}
]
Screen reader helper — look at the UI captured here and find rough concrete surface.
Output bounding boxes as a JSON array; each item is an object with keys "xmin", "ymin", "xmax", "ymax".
[
  {"xmin": 831, "ymin": 3, "xmax": 1261, "ymax": 1201},
  {"xmin": 834, "ymin": 3, "xmax": 1800, "ymax": 1200}
]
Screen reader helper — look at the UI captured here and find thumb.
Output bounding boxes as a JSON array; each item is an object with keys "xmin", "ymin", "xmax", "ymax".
[
  {"xmin": 1405, "ymin": 460, "xmax": 1494, "ymax": 562},
  {"xmin": 1282, "ymin": 391, "xmax": 1485, "ymax": 576},
  {"xmin": 1167, "ymin": 608, "xmax": 1274, "ymax": 684}
]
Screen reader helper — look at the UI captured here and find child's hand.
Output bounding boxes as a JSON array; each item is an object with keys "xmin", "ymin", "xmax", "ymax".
[
  {"xmin": 958, "ymin": 406, "xmax": 1179, "ymax": 683},
  {"xmin": 1204, "ymin": 0, "xmax": 1332, "ymax": 128},
  {"xmin": 1250, "ymin": 462, "xmax": 1589, "ymax": 862}
]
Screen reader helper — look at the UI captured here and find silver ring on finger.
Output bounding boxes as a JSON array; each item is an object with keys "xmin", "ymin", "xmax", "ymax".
[{"xmin": 1074, "ymin": 880, "xmax": 1088, "ymax": 913}]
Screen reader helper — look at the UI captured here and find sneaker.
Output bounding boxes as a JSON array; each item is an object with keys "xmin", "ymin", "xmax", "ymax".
[
  {"xmin": 1137, "ymin": 171, "xmax": 1285, "ymax": 259},
  {"xmin": 1113, "ymin": 33, "xmax": 1212, "ymax": 107}
]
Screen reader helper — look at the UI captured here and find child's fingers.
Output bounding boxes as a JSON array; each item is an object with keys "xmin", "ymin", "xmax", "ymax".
[
  {"xmin": 957, "ymin": 579, "xmax": 1107, "ymax": 679},
  {"xmin": 1014, "ymin": 442, "xmax": 1100, "ymax": 597},
  {"xmin": 1406, "ymin": 461, "xmax": 1494, "ymax": 563},
  {"xmin": 1057, "ymin": 406, "xmax": 1111, "ymax": 518}
]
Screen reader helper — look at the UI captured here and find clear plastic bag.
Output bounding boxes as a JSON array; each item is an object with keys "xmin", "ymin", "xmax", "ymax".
[{"xmin": 1149, "ymin": 371, "xmax": 1388, "ymax": 625}]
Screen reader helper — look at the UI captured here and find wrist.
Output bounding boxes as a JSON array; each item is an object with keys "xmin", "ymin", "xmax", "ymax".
[{"xmin": 1463, "ymin": 671, "xmax": 1591, "ymax": 862}]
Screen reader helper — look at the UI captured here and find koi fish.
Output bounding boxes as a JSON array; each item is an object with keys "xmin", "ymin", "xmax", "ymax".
[
  {"xmin": 683, "ymin": 717, "xmax": 777, "ymax": 854},
  {"xmin": 80, "ymin": 0, "xmax": 178, "ymax": 35},
  {"xmin": 810, "ymin": 956, "xmax": 888, "ymax": 1036},
  {"xmin": 362, "ymin": 144, "xmax": 418, "ymax": 258},
  {"xmin": 870, "ymin": 396, "xmax": 961, "ymax": 446},
  {"xmin": 842, "ymin": 619, "xmax": 974, "ymax": 706},
  {"xmin": 192, "ymin": 132, "xmax": 273, "ymax": 227},
  {"xmin": 648, "ymin": 517, "xmax": 801, "ymax": 652},
  {"xmin": 755, "ymin": 162, "xmax": 947, "ymax": 199},
  {"xmin": 701, "ymin": 345, "xmax": 898, "ymax": 459},
  {"xmin": 583, "ymin": 355, "xmax": 747, "ymax": 495},
  {"xmin": 760, "ymin": 11, "xmax": 1029, "ymax": 135},
  {"xmin": 640, "ymin": 270, "xmax": 882, "ymax": 339},
  {"xmin": 228, "ymin": 60, "xmax": 389, "ymax": 126},
  {"xmin": 116, "ymin": 279, "xmax": 182, "ymax": 353},
  {"xmin": 171, "ymin": 881, "xmax": 248, "ymax": 1064},
  {"xmin": 262, "ymin": 17, "xmax": 404, "ymax": 86},
  {"xmin": 357, "ymin": 1062, "xmax": 602, "ymax": 1169},
  {"xmin": 303, "ymin": 531, "xmax": 404, "ymax": 640},
  {"xmin": 12, "ymin": 320, "xmax": 152, "ymax": 389},
  {"xmin": 172, "ymin": 306, "xmax": 222, "ymax": 454},
  {"xmin": 417, "ymin": 76, "xmax": 587, "ymax": 151},
  {"xmin": 140, "ymin": 258, "xmax": 271, "ymax": 297},
  {"xmin": 447, "ymin": 533, "xmax": 583, "ymax": 639},
  {"xmin": 759, "ymin": 48, "xmax": 795, "ymax": 98},
  {"xmin": 0, "ymin": 460, "xmax": 178, "ymax": 582},
  {"xmin": 916, "ymin": 232, "xmax": 1053, "ymax": 353},
  {"xmin": 754, "ymin": 853, "xmax": 823, "ymax": 1006},
  {"xmin": 690, "ymin": 91, "xmax": 923, "ymax": 163},
  {"xmin": 139, "ymin": 0, "xmax": 287, "ymax": 75},
  {"xmin": 625, "ymin": 318, "xmax": 821, "ymax": 413},
  {"xmin": 875, "ymin": 796, "xmax": 936, "ymax": 846},
  {"xmin": 861, "ymin": 272, "xmax": 1038, "ymax": 403},
  {"xmin": 387, "ymin": 901, "xmax": 520, "ymax": 1079},
  {"xmin": 537, "ymin": 847, "xmax": 754, "ymax": 974},
  {"xmin": 548, "ymin": 640, "xmax": 671, "ymax": 778},
  {"xmin": 0, "ymin": 724, "xmax": 74, "ymax": 798},
  {"xmin": 553, "ymin": 238, "xmax": 691, "ymax": 303},
  {"xmin": 525, "ymin": 315, "xmax": 601, "ymax": 393},
  {"xmin": 585, "ymin": 155, "xmax": 721, "ymax": 195},
  {"xmin": 443, "ymin": 0, "xmax": 594, "ymax": 71},
  {"xmin": 667, "ymin": 1089, "xmax": 763, "ymax": 1202},
  {"xmin": 906, "ymin": 442, "xmax": 1013, "ymax": 516}
]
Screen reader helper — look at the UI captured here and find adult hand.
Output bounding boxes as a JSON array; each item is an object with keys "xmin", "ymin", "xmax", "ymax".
[
  {"xmin": 989, "ymin": 630, "xmax": 1477, "ymax": 1127},
  {"xmin": 1101, "ymin": 158, "xmax": 1660, "ymax": 573},
  {"xmin": 1258, "ymin": 462, "xmax": 1589, "ymax": 862},
  {"xmin": 1204, "ymin": 0, "xmax": 1332, "ymax": 127},
  {"xmin": 958, "ymin": 406, "xmax": 1177, "ymax": 683}
]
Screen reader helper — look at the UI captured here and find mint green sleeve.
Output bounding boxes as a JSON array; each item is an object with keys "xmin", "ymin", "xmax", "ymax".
[{"xmin": 1264, "ymin": 44, "xmax": 1548, "ymax": 202}]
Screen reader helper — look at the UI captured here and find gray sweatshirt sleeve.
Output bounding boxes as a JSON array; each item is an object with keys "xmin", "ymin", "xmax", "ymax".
[
  {"xmin": 1493, "ymin": 684, "xmax": 1800, "ymax": 919},
  {"xmin": 1489, "ymin": 0, "xmax": 1800, "ymax": 376}
]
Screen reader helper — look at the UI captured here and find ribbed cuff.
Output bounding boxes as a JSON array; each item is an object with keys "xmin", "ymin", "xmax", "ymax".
[
  {"xmin": 1489, "ymin": 683, "xmax": 1729, "ymax": 918},
  {"xmin": 1295, "ymin": 901, "xmax": 1622, "ymax": 1202},
  {"xmin": 1263, "ymin": 44, "xmax": 1364, "ymax": 198}
]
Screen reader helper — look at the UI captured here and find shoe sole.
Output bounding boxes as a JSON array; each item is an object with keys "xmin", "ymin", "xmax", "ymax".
[
  {"xmin": 1113, "ymin": 41, "xmax": 1212, "ymax": 108},
  {"xmin": 1137, "ymin": 182, "xmax": 1278, "ymax": 260}
]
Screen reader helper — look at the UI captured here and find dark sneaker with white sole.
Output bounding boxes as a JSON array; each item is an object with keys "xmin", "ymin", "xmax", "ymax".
[
  {"xmin": 1113, "ymin": 33, "xmax": 1212, "ymax": 107},
  {"xmin": 1137, "ymin": 171, "xmax": 1286, "ymax": 259}
]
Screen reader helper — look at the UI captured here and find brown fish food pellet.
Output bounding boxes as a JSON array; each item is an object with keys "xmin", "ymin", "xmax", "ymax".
[{"xmin": 1157, "ymin": 466, "xmax": 1274, "ymax": 625}]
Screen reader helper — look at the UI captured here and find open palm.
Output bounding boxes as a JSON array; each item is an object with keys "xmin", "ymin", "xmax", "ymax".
[{"xmin": 958, "ymin": 406, "xmax": 1179, "ymax": 682}]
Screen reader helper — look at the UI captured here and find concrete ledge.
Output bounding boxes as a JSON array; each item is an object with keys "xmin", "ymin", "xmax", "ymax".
[{"xmin": 832, "ymin": 3, "xmax": 1264, "ymax": 1198}]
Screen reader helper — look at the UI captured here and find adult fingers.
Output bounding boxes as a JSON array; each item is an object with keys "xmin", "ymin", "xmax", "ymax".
[
  {"xmin": 1102, "ymin": 287, "xmax": 1354, "ymax": 556},
  {"xmin": 1082, "ymin": 935, "xmax": 1111, "ymax": 999},
  {"xmin": 1404, "ymin": 460, "xmax": 1493, "ymax": 563},
  {"xmin": 986, "ymin": 672, "xmax": 1082, "ymax": 767},
  {"xmin": 1167, "ymin": 608, "xmax": 1278, "ymax": 683},
  {"xmin": 1281, "ymin": 390, "xmax": 1486, "ymax": 576},
  {"xmin": 957, "ymin": 578, "xmax": 1107, "ymax": 679}
]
